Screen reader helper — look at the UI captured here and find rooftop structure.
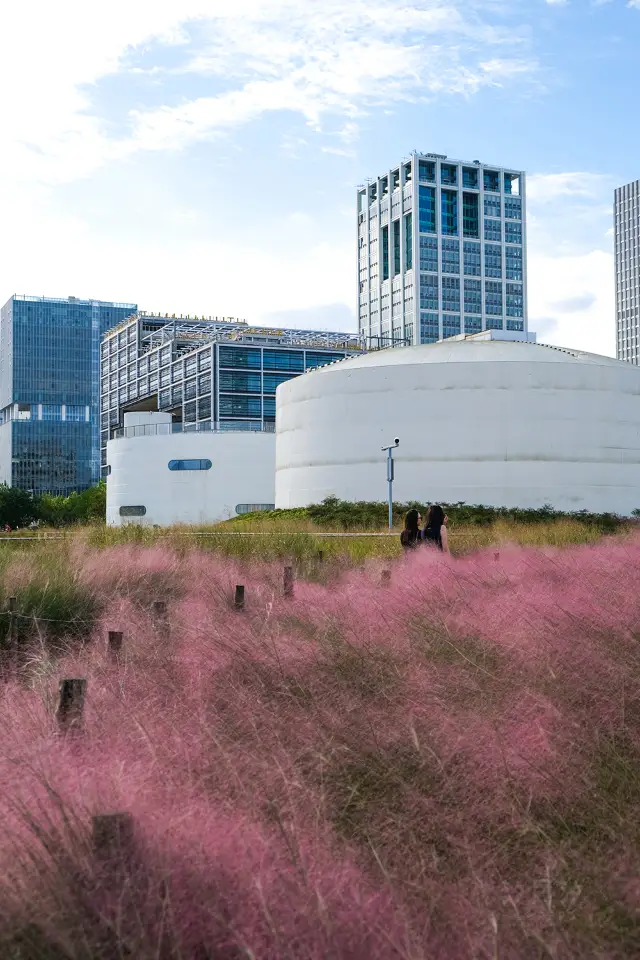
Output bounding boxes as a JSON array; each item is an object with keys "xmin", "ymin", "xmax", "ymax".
[{"xmin": 100, "ymin": 313, "xmax": 362, "ymax": 473}]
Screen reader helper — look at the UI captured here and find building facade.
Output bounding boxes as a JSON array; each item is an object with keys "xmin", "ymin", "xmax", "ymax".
[
  {"xmin": 0, "ymin": 295, "xmax": 136, "ymax": 494},
  {"xmin": 357, "ymin": 152, "xmax": 527, "ymax": 347},
  {"xmin": 275, "ymin": 332, "xmax": 640, "ymax": 516},
  {"xmin": 100, "ymin": 313, "xmax": 361, "ymax": 473},
  {"xmin": 106, "ymin": 412, "xmax": 276, "ymax": 526},
  {"xmin": 614, "ymin": 178, "xmax": 640, "ymax": 364}
]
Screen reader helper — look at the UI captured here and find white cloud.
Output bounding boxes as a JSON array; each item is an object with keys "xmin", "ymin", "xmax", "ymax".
[{"xmin": 526, "ymin": 172, "xmax": 615, "ymax": 357}]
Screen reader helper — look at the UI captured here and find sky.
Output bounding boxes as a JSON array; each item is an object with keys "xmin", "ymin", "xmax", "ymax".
[{"xmin": 2, "ymin": 0, "xmax": 640, "ymax": 357}]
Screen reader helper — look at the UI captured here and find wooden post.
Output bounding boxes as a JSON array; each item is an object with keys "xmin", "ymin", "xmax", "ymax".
[
  {"xmin": 381, "ymin": 569, "xmax": 391, "ymax": 586},
  {"xmin": 107, "ymin": 631, "xmax": 123, "ymax": 661},
  {"xmin": 92, "ymin": 812, "xmax": 134, "ymax": 866},
  {"xmin": 317, "ymin": 550, "xmax": 324, "ymax": 563},
  {"xmin": 57, "ymin": 679, "xmax": 87, "ymax": 732},
  {"xmin": 494, "ymin": 552, "xmax": 500, "ymax": 562},
  {"xmin": 234, "ymin": 585, "xmax": 245, "ymax": 611},
  {"xmin": 284, "ymin": 566, "xmax": 294, "ymax": 599}
]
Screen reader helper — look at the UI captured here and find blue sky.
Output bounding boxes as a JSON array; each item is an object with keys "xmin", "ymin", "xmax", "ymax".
[{"xmin": 2, "ymin": 0, "xmax": 640, "ymax": 356}]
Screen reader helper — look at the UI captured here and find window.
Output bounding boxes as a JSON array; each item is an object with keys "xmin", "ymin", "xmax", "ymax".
[
  {"xmin": 484, "ymin": 219, "xmax": 502, "ymax": 243},
  {"xmin": 236, "ymin": 503, "xmax": 276, "ymax": 515},
  {"xmin": 418, "ymin": 160, "xmax": 435, "ymax": 182},
  {"xmin": 197, "ymin": 397, "xmax": 211, "ymax": 420},
  {"xmin": 483, "ymin": 170, "xmax": 500, "ymax": 192},
  {"xmin": 504, "ymin": 197, "xmax": 522, "ymax": 220},
  {"xmin": 442, "ymin": 315, "xmax": 461, "ymax": 339},
  {"xmin": 485, "ymin": 281, "xmax": 503, "ymax": 315},
  {"xmin": 462, "ymin": 193, "xmax": 479, "ymax": 238},
  {"xmin": 441, "ymin": 163, "xmax": 457, "ymax": 186},
  {"xmin": 463, "ymin": 241, "xmax": 481, "ymax": 276},
  {"xmin": 505, "ymin": 222, "xmax": 522, "ymax": 244},
  {"xmin": 442, "ymin": 276, "xmax": 460, "ymax": 313},
  {"xmin": 506, "ymin": 282, "xmax": 524, "ymax": 318},
  {"xmin": 168, "ymin": 459, "xmax": 212, "ymax": 471},
  {"xmin": 119, "ymin": 505, "xmax": 146, "ymax": 517},
  {"xmin": 263, "ymin": 372, "xmax": 295, "ymax": 393},
  {"xmin": 505, "ymin": 246, "xmax": 523, "ymax": 281},
  {"xmin": 420, "ymin": 274, "xmax": 439, "ymax": 310},
  {"xmin": 305, "ymin": 352, "xmax": 344, "ymax": 370},
  {"xmin": 404, "ymin": 213, "xmax": 413, "ymax": 271},
  {"xmin": 462, "ymin": 167, "xmax": 478, "ymax": 189},
  {"xmin": 420, "ymin": 312, "xmax": 439, "ymax": 344},
  {"xmin": 393, "ymin": 219, "xmax": 401, "ymax": 276},
  {"xmin": 381, "ymin": 224, "xmax": 389, "ymax": 280},
  {"xmin": 419, "ymin": 186, "xmax": 436, "ymax": 233},
  {"xmin": 218, "ymin": 346, "xmax": 261, "ymax": 369},
  {"xmin": 419, "ymin": 236, "xmax": 438, "ymax": 271},
  {"xmin": 464, "ymin": 279, "xmax": 482, "ymax": 313},
  {"xmin": 441, "ymin": 238, "xmax": 460, "ymax": 274},
  {"xmin": 219, "ymin": 395, "xmax": 262, "ymax": 417},
  {"xmin": 484, "ymin": 244, "xmax": 502, "ymax": 278},
  {"xmin": 464, "ymin": 316, "xmax": 482, "ymax": 333},
  {"xmin": 263, "ymin": 350, "xmax": 304, "ymax": 372},
  {"xmin": 484, "ymin": 195, "xmax": 501, "ymax": 218},
  {"xmin": 105, "ymin": 465, "xmax": 112, "ymax": 476},
  {"xmin": 219, "ymin": 372, "xmax": 261, "ymax": 393},
  {"xmin": 441, "ymin": 190, "xmax": 458, "ymax": 235}
]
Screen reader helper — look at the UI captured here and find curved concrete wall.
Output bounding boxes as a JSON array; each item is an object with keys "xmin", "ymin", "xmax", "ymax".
[
  {"xmin": 275, "ymin": 341, "xmax": 640, "ymax": 515},
  {"xmin": 106, "ymin": 430, "xmax": 275, "ymax": 526}
]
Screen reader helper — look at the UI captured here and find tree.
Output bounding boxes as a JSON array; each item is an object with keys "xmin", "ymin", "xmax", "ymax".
[{"xmin": 0, "ymin": 485, "xmax": 39, "ymax": 529}]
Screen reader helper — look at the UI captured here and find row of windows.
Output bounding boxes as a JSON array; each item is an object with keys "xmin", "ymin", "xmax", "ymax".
[
  {"xmin": 416, "ymin": 161, "xmax": 521, "ymax": 195},
  {"xmin": 118, "ymin": 502, "xmax": 276, "ymax": 519},
  {"xmin": 416, "ymin": 237, "xmax": 520, "ymax": 278},
  {"xmin": 419, "ymin": 276, "xmax": 524, "ymax": 316}
]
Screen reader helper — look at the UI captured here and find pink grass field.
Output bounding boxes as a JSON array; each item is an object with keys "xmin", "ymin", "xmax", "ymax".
[{"xmin": 0, "ymin": 535, "xmax": 639, "ymax": 959}]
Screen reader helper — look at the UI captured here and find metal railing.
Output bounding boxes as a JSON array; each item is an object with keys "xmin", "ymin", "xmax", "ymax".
[{"xmin": 113, "ymin": 421, "xmax": 275, "ymax": 439}]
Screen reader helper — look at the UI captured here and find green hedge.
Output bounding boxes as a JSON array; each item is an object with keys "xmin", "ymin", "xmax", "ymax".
[{"xmin": 227, "ymin": 496, "xmax": 628, "ymax": 532}]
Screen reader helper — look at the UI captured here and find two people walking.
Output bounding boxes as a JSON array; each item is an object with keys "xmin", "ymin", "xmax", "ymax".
[{"xmin": 400, "ymin": 505, "xmax": 449, "ymax": 554}]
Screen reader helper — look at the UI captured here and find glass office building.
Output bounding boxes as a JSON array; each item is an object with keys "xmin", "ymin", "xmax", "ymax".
[
  {"xmin": 614, "ymin": 179, "xmax": 640, "ymax": 364},
  {"xmin": 0, "ymin": 295, "xmax": 137, "ymax": 494},
  {"xmin": 357, "ymin": 152, "xmax": 528, "ymax": 346},
  {"xmin": 100, "ymin": 313, "xmax": 361, "ymax": 471}
]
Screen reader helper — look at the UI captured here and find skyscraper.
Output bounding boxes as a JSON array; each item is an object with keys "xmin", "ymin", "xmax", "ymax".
[
  {"xmin": 357, "ymin": 152, "xmax": 527, "ymax": 347},
  {"xmin": 614, "ymin": 179, "xmax": 640, "ymax": 365},
  {"xmin": 0, "ymin": 295, "xmax": 137, "ymax": 494}
]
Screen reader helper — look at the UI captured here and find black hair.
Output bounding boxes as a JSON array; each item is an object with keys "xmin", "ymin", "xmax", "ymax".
[
  {"xmin": 426, "ymin": 505, "xmax": 445, "ymax": 529},
  {"xmin": 404, "ymin": 509, "xmax": 420, "ymax": 534}
]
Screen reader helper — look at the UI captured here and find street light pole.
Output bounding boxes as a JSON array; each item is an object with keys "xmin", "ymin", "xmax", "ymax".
[{"xmin": 381, "ymin": 438, "xmax": 399, "ymax": 531}]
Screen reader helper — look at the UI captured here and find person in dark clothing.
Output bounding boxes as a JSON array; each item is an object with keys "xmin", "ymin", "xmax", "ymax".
[
  {"xmin": 422, "ymin": 505, "xmax": 450, "ymax": 554},
  {"xmin": 400, "ymin": 509, "xmax": 420, "ymax": 551}
]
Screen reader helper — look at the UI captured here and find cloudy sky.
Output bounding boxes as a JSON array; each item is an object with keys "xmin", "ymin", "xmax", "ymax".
[{"xmin": 2, "ymin": 0, "xmax": 639, "ymax": 355}]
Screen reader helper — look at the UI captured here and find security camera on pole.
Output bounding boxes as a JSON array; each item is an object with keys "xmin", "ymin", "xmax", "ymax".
[{"xmin": 381, "ymin": 438, "xmax": 399, "ymax": 531}]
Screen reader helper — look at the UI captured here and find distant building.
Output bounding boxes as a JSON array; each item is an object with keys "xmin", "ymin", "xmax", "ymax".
[
  {"xmin": 357, "ymin": 152, "xmax": 527, "ymax": 347},
  {"xmin": 100, "ymin": 312, "xmax": 361, "ymax": 476},
  {"xmin": 0, "ymin": 295, "xmax": 136, "ymax": 495},
  {"xmin": 614, "ymin": 179, "xmax": 640, "ymax": 364}
]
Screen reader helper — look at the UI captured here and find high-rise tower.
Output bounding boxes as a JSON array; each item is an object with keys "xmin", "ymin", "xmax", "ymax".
[
  {"xmin": 357, "ymin": 152, "xmax": 527, "ymax": 347},
  {"xmin": 614, "ymin": 179, "xmax": 640, "ymax": 364}
]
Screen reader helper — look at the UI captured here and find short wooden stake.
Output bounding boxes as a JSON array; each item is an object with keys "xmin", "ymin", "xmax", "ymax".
[
  {"xmin": 381, "ymin": 569, "xmax": 391, "ymax": 586},
  {"xmin": 317, "ymin": 551, "xmax": 324, "ymax": 563},
  {"xmin": 57, "ymin": 678, "xmax": 87, "ymax": 732},
  {"xmin": 234, "ymin": 584, "xmax": 245, "ymax": 611},
  {"xmin": 494, "ymin": 552, "xmax": 500, "ymax": 562},
  {"xmin": 92, "ymin": 812, "xmax": 135, "ymax": 865},
  {"xmin": 283, "ymin": 566, "xmax": 294, "ymax": 599},
  {"xmin": 107, "ymin": 631, "xmax": 123, "ymax": 661}
]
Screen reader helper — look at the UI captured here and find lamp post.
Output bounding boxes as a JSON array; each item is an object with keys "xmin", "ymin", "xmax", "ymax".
[{"xmin": 381, "ymin": 438, "xmax": 399, "ymax": 531}]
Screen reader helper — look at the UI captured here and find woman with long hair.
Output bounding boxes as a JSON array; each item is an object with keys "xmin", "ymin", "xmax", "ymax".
[
  {"xmin": 422, "ymin": 505, "xmax": 450, "ymax": 554},
  {"xmin": 400, "ymin": 508, "xmax": 420, "ymax": 551}
]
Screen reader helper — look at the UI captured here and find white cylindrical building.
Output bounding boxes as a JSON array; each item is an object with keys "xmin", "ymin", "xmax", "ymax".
[{"xmin": 275, "ymin": 337, "xmax": 640, "ymax": 515}]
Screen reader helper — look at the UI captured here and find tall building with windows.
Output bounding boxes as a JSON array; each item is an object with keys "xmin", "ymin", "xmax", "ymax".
[
  {"xmin": 614, "ymin": 179, "xmax": 640, "ymax": 364},
  {"xmin": 0, "ymin": 295, "xmax": 137, "ymax": 494},
  {"xmin": 100, "ymin": 312, "xmax": 361, "ymax": 473},
  {"xmin": 357, "ymin": 152, "xmax": 527, "ymax": 346}
]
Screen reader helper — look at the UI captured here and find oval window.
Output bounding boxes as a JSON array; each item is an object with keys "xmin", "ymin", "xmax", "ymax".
[
  {"xmin": 119, "ymin": 505, "xmax": 146, "ymax": 517},
  {"xmin": 168, "ymin": 459, "xmax": 212, "ymax": 471}
]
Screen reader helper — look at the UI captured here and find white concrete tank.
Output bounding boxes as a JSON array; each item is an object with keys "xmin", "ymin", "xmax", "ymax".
[{"xmin": 275, "ymin": 338, "xmax": 640, "ymax": 515}]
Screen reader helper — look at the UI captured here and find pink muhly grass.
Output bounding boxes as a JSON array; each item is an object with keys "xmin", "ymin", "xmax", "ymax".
[{"xmin": 0, "ymin": 535, "xmax": 638, "ymax": 957}]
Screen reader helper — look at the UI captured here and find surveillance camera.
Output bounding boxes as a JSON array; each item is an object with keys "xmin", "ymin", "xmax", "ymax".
[{"xmin": 394, "ymin": 437, "xmax": 400, "ymax": 446}]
